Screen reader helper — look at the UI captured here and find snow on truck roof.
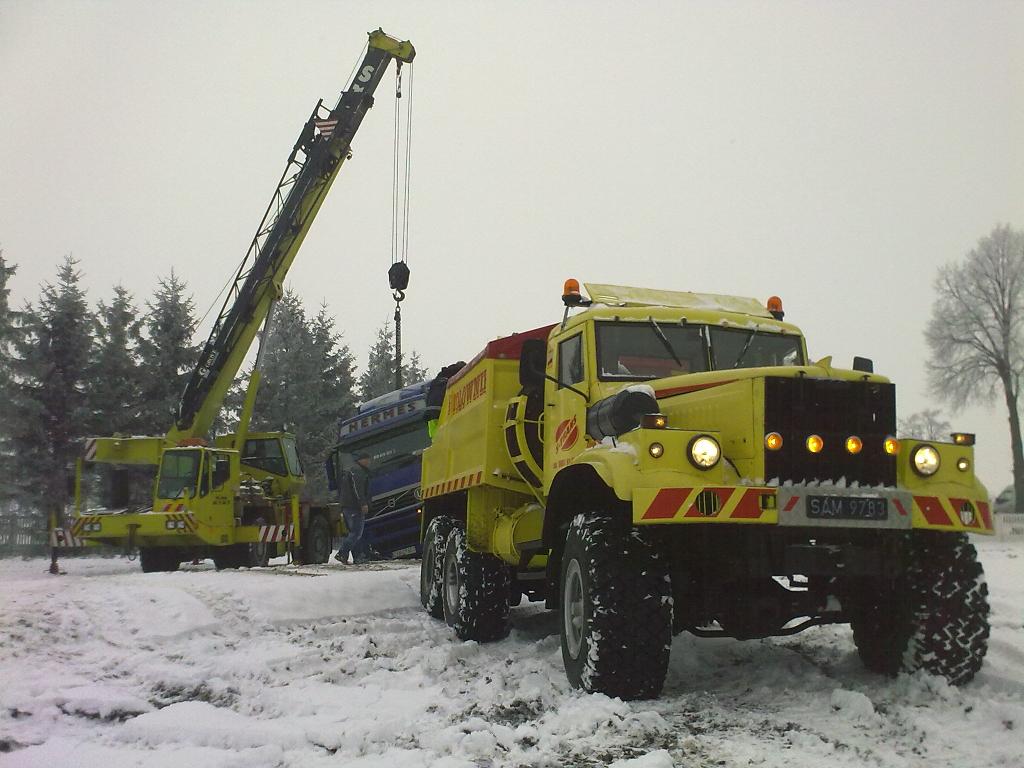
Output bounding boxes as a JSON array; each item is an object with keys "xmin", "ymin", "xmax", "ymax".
[{"xmin": 584, "ymin": 283, "xmax": 774, "ymax": 319}]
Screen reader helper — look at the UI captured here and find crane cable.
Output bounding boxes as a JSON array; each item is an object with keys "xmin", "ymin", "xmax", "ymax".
[{"xmin": 389, "ymin": 61, "xmax": 413, "ymax": 389}]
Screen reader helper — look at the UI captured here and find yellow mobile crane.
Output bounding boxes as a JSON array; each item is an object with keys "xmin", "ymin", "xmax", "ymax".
[{"xmin": 71, "ymin": 30, "xmax": 415, "ymax": 572}]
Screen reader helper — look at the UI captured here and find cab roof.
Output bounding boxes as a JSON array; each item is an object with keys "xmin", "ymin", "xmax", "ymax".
[{"xmin": 584, "ymin": 283, "xmax": 773, "ymax": 318}]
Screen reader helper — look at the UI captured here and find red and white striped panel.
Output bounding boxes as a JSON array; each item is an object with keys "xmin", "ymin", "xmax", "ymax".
[
  {"xmin": 258, "ymin": 525, "xmax": 294, "ymax": 543},
  {"xmin": 161, "ymin": 503, "xmax": 190, "ymax": 513}
]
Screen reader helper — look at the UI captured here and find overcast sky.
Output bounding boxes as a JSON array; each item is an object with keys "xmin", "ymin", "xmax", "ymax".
[{"xmin": 2, "ymin": 0, "xmax": 1022, "ymax": 490}]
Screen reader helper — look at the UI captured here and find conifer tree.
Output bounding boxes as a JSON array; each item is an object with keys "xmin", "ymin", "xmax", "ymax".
[
  {"xmin": 246, "ymin": 292, "xmax": 357, "ymax": 498},
  {"xmin": 137, "ymin": 270, "xmax": 198, "ymax": 434},
  {"xmin": 86, "ymin": 286, "xmax": 148, "ymax": 507},
  {"xmin": 0, "ymin": 251, "xmax": 21, "ymax": 510},
  {"xmin": 88, "ymin": 286, "xmax": 144, "ymax": 434},
  {"xmin": 10, "ymin": 256, "xmax": 94, "ymax": 522},
  {"xmin": 358, "ymin": 321, "xmax": 428, "ymax": 401}
]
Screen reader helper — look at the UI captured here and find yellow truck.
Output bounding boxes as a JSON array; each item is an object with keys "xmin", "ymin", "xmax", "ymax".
[{"xmin": 419, "ymin": 281, "xmax": 992, "ymax": 700}]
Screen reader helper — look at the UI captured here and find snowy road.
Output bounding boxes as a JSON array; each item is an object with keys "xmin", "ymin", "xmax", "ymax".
[{"xmin": 1, "ymin": 543, "xmax": 1022, "ymax": 768}]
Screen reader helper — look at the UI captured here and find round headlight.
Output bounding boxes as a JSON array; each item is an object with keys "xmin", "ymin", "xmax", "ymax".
[
  {"xmin": 689, "ymin": 435, "xmax": 721, "ymax": 469},
  {"xmin": 649, "ymin": 442, "xmax": 664, "ymax": 458},
  {"xmin": 912, "ymin": 444, "xmax": 940, "ymax": 476},
  {"xmin": 957, "ymin": 457, "xmax": 970, "ymax": 472}
]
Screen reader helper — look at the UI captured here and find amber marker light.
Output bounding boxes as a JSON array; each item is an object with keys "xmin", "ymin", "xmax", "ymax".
[
  {"xmin": 642, "ymin": 413, "xmax": 668, "ymax": 429},
  {"xmin": 806, "ymin": 434, "xmax": 824, "ymax": 454},
  {"xmin": 765, "ymin": 432, "xmax": 784, "ymax": 451},
  {"xmin": 952, "ymin": 432, "xmax": 976, "ymax": 446},
  {"xmin": 884, "ymin": 436, "xmax": 900, "ymax": 455},
  {"xmin": 845, "ymin": 436, "xmax": 863, "ymax": 455}
]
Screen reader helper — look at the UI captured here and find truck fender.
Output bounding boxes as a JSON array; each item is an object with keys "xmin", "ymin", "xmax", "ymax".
[{"xmin": 542, "ymin": 459, "xmax": 629, "ymax": 550}]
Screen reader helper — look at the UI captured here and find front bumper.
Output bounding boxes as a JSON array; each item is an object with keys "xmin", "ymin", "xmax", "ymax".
[{"xmin": 633, "ymin": 484, "xmax": 993, "ymax": 534}]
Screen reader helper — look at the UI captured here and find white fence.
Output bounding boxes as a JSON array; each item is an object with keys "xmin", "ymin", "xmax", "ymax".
[{"xmin": 995, "ymin": 513, "xmax": 1024, "ymax": 541}]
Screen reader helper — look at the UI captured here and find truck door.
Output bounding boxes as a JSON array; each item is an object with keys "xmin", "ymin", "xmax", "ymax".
[{"xmin": 544, "ymin": 330, "xmax": 589, "ymax": 492}]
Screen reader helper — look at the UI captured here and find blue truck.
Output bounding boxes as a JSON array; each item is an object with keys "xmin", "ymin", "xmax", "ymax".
[{"xmin": 326, "ymin": 381, "xmax": 431, "ymax": 558}]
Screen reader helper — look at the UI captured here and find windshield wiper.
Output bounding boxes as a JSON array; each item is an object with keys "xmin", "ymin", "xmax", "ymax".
[
  {"xmin": 648, "ymin": 317, "xmax": 683, "ymax": 367},
  {"xmin": 732, "ymin": 328, "xmax": 759, "ymax": 368}
]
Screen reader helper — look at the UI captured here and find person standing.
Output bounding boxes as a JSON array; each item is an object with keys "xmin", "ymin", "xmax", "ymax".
[{"xmin": 335, "ymin": 451, "xmax": 371, "ymax": 564}]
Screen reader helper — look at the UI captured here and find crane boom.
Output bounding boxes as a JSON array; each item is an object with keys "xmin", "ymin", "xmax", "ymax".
[{"xmin": 172, "ymin": 29, "xmax": 415, "ymax": 443}]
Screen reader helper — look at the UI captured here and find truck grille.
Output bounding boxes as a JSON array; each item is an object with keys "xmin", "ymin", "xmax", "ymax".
[{"xmin": 763, "ymin": 377, "xmax": 896, "ymax": 487}]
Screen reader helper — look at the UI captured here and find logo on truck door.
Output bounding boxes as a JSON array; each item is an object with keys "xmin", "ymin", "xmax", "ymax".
[{"xmin": 554, "ymin": 416, "xmax": 580, "ymax": 452}]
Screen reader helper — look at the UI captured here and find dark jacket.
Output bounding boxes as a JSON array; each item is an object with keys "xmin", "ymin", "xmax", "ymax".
[{"xmin": 339, "ymin": 465, "xmax": 371, "ymax": 510}]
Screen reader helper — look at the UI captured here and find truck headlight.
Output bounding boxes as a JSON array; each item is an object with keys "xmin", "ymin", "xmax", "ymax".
[
  {"xmin": 689, "ymin": 435, "xmax": 720, "ymax": 469},
  {"xmin": 912, "ymin": 444, "xmax": 940, "ymax": 476}
]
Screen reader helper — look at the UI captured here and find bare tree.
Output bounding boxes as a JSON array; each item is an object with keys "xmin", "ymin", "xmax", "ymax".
[
  {"xmin": 898, "ymin": 409, "xmax": 951, "ymax": 441},
  {"xmin": 925, "ymin": 224, "xmax": 1024, "ymax": 511}
]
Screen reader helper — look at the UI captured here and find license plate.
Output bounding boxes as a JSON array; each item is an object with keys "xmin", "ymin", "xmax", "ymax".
[{"xmin": 806, "ymin": 495, "xmax": 888, "ymax": 521}]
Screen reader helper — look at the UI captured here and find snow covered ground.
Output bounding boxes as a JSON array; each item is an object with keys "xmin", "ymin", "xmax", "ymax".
[{"xmin": 1, "ymin": 541, "xmax": 1021, "ymax": 768}]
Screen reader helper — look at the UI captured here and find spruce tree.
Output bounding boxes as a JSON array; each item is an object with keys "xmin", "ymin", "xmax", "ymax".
[
  {"xmin": 10, "ymin": 256, "xmax": 94, "ymax": 523},
  {"xmin": 358, "ymin": 321, "xmax": 428, "ymax": 401},
  {"xmin": 88, "ymin": 286, "xmax": 144, "ymax": 434},
  {"xmin": 0, "ymin": 251, "xmax": 21, "ymax": 511},
  {"xmin": 246, "ymin": 292, "xmax": 357, "ymax": 499},
  {"xmin": 87, "ymin": 286, "xmax": 148, "ymax": 507},
  {"xmin": 137, "ymin": 270, "xmax": 198, "ymax": 434},
  {"xmin": 303, "ymin": 303, "xmax": 357, "ymax": 497}
]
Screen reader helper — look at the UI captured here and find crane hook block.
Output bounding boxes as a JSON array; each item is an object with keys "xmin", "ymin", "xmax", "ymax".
[{"xmin": 389, "ymin": 262, "xmax": 410, "ymax": 293}]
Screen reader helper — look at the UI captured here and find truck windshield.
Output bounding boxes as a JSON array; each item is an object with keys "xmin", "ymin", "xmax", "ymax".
[
  {"xmin": 156, "ymin": 450, "xmax": 201, "ymax": 499},
  {"xmin": 596, "ymin": 321, "xmax": 708, "ymax": 380},
  {"xmin": 340, "ymin": 426, "xmax": 428, "ymax": 478},
  {"xmin": 709, "ymin": 327, "xmax": 804, "ymax": 369},
  {"xmin": 243, "ymin": 438, "xmax": 287, "ymax": 476}
]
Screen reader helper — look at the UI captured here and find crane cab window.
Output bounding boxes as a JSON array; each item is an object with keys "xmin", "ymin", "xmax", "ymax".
[
  {"xmin": 243, "ymin": 438, "xmax": 287, "ymax": 476},
  {"xmin": 558, "ymin": 334, "xmax": 584, "ymax": 387},
  {"xmin": 157, "ymin": 450, "xmax": 201, "ymax": 500},
  {"xmin": 212, "ymin": 453, "xmax": 232, "ymax": 489}
]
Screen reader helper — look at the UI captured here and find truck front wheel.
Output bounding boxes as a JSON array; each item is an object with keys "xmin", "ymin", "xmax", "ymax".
[
  {"xmin": 420, "ymin": 516, "xmax": 454, "ymax": 618},
  {"xmin": 441, "ymin": 526, "xmax": 511, "ymax": 641},
  {"xmin": 849, "ymin": 531, "xmax": 989, "ymax": 685},
  {"xmin": 560, "ymin": 512, "xmax": 672, "ymax": 700}
]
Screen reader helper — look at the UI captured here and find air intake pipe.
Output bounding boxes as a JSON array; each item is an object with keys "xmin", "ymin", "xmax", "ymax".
[{"xmin": 586, "ymin": 388, "xmax": 659, "ymax": 441}]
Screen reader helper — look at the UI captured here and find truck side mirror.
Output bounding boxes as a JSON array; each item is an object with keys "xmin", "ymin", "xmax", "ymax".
[
  {"xmin": 519, "ymin": 339, "xmax": 546, "ymax": 392},
  {"xmin": 852, "ymin": 356, "xmax": 874, "ymax": 373}
]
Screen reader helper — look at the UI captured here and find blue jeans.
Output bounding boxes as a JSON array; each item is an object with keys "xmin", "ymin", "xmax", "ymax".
[{"xmin": 337, "ymin": 506, "xmax": 365, "ymax": 561}]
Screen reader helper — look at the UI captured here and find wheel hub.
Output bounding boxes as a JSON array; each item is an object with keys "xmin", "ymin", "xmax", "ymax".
[
  {"xmin": 444, "ymin": 550, "xmax": 460, "ymax": 613},
  {"xmin": 564, "ymin": 558, "xmax": 585, "ymax": 659}
]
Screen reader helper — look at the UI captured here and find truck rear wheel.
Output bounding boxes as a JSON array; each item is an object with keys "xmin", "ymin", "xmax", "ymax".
[
  {"xmin": 441, "ymin": 525, "xmax": 511, "ymax": 641},
  {"xmin": 298, "ymin": 514, "xmax": 332, "ymax": 565},
  {"xmin": 139, "ymin": 547, "xmax": 180, "ymax": 573},
  {"xmin": 560, "ymin": 512, "xmax": 672, "ymax": 700},
  {"xmin": 850, "ymin": 531, "xmax": 989, "ymax": 685},
  {"xmin": 420, "ymin": 516, "xmax": 454, "ymax": 618}
]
